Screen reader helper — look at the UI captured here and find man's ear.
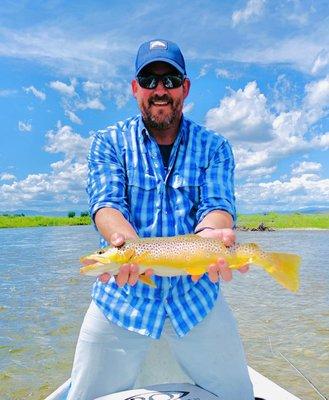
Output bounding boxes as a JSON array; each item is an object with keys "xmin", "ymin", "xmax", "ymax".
[
  {"xmin": 183, "ymin": 78, "xmax": 191, "ymax": 99},
  {"xmin": 131, "ymin": 79, "xmax": 138, "ymax": 98}
]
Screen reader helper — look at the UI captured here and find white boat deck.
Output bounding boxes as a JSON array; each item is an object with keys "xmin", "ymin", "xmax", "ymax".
[{"xmin": 44, "ymin": 338, "xmax": 302, "ymax": 400}]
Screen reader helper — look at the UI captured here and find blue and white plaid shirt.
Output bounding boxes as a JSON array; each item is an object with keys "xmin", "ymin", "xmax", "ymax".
[{"xmin": 87, "ymin": 115, "xmax": 236, "ymax": 339}]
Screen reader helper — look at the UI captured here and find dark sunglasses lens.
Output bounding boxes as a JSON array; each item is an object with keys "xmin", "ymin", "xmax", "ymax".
[
  {"xmin": 137, "ymin": 74, "xmax": 184, "ymax": 89},
  {"xmin": 163, "ymin": 75, "xmax": 183, "ymax": 88},
  {"xmin": 137, "ymin": 76, "xmax": 158, "ymax": 89}
]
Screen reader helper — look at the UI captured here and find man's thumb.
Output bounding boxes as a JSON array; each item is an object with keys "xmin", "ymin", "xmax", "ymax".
[{"xmin": 110, "ymin": 232, "xmax": 125, "ymax": 247}]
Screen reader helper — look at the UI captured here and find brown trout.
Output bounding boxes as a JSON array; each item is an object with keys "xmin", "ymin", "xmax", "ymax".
[{"xmin": 80, "ymin": 234, "xmax": 300, "ymax": 292}]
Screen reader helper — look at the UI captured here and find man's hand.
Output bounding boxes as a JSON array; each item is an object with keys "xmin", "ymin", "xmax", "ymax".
[
  {"xmin": 98, "ymin": 233, "xmax": 153, "ymax": 287},
  {"xmin": 192, "ymin": 228, "xmax": 249, "ymax": 283}
]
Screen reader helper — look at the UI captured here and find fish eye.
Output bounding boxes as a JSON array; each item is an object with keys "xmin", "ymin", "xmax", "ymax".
[{"xmin": 97, "ymin": 249, "xmax": 105, "ymax": 254}]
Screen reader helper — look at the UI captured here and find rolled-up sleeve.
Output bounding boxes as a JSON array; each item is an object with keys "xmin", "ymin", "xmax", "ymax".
[
  {"xmin": 86, "ymin": 131, "xmax": 130, "ymax": 223},
  {"xmin": 196, "ymin": 138, "xmax": 236, "ymax": 224}
]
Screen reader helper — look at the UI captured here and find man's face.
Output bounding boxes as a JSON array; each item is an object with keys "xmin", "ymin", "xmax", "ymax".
[{"xmin": 132, "ymin": 62, "xmax": 190, "ymax": 131}]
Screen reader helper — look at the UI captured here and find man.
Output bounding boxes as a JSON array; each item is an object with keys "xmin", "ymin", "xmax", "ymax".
[{"xmin": 67, "ymin": 39, "xmax": 254, "ymax": 400}]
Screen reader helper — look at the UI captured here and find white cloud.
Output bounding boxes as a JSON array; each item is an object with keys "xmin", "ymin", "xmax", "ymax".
[
  {"xmin": 82, "ymin": 81, "xmax": 102, "ymax": 96},
  {"xmin": 238, "ymin": 164, "xmax": 277, "ymax": 180},
  {"xmin": 225, "ymin": 31, "xmax": 328, "ymax": 75},
  {"xmin": 197, "ymin": 64, "xmax": 211, "ymax": 78},
  {"xmin": 236, "ymin": 173, "xmax": 329, "ymax": 212},
  {"xmin": 49, "ymin": 79, "xmax": 77, "ymax": 97},
  {"xmin": 0, "ymin": 89, "xmax": 17, "ymax": 97},
  {"xmin": 65, "ymin": 110, "xmax": 82, "ymax": 125},
  {"xmin": 310, "ymin": 132, "xmax": 329, "ymax": 150},
  {"xmin": 205, "ymin": 77, "xmax": 329, "ymax": 182},
  {"xmin": 105, "ymin": 81, "xmax": 132, "ymax": 109},
  {"xmin": 76, "ymin": 98, "xmax": 105, "ymax": 111},
  {"xmin": 232, "ymin": 0, "xmax": 266, "ymax": 27},
  {"xmin": 0, "ymin": 123, "xmax": 92, "ymax": 211},
  {"xmin": 18, "ymin": 121, "xmax": 32, "ymax": 132},
  {"xmin": 259, "ymin": 174, "xmax": 328, "ymax": 198},
  {"xmin": 206, "ymin": 81, "xmax": 274, "ymax": 142},
  {"xmin": 272, "ymin": 110, "xmax": 306, "ymax": 138},
  {"xmin": 0, "ymin": 173, "xmax": 16, "ymax": 181},
  {"xmin": 304, "ymin": 75, "xmax": 329, "ymax": 110},
  {"xmin": 215, "ymin": 68, "xmax": 235, "ymax": 79},
  {"xmin": 311, "ymin": 49, "xmax": 329, "ymax": 75},
  {"xmin": 292, "ymin": 161, "xmax": 321, "ymax": 176},
  {"xmin": 0, "ymin": 25, "xmax": 125, "ymax": 80},
  {"xmin": 44, "ymin": 122, "xmax": 91, "ymax": 162},
  {"xmin": 272, "ymin": 74, "xmax": 298, "ymax": 113},
  {"xmin": 23, "ymin": 85, "xmax": 46, "ymax": 100},
  {"xmin": 183, "ymin": 102, "xmax": 194, "ymax": 114}
]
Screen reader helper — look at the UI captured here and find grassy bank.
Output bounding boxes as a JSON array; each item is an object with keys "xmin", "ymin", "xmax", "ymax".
[
  {"xmin": 237, "ymin": 212, "xmax": 329, "ymax": 229},
  {"xmin": 1, "ymin": 212, "xmax": 328, "ymax": 229},
  {"xmin": 0, "ymin": 215, "xmax": 91, "ymax": 228}
]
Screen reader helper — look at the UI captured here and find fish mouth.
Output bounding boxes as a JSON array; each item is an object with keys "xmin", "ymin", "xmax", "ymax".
[
  {"xmin": 80, "ymin": 260, "xmax": 119, "ymax": 277},
  {"xmin": 80, "ymin": 261, "xmax": 105, "ymax": 276},
  {"xmin": 80, "ymin": 257, "xmax": 99, "ymax": 267}
]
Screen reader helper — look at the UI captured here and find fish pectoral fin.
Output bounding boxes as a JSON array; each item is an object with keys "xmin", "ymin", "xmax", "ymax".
[
  {"xmin": 185, "ymin": 265, "xmax": 206, "ymax": 276},
  {"xmin": 229, "ymin": 262, "xmax": 250, "ymax": 270},
  {"xmin": 138, "ymin": 274, "xmax": 156, "ymax": 288}
]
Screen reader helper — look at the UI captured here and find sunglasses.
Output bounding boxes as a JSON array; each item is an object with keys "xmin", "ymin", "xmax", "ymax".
[{"xmin": 137, "ymin": 74, "xmax": 185, "ymax": 89}]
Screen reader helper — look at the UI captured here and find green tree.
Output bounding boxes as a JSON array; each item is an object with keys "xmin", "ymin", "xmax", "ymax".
[{"xmin": 68, "ymin": 211, "xmax": 76, "ymax": 218}]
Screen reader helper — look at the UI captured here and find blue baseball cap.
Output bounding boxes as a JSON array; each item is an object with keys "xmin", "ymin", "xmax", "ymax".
[{"xmin": 135, "ymin": 39, "xmax": 186, "ymax": 76}]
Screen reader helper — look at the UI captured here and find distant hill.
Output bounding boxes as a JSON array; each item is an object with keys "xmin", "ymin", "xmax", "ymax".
[
  {"xmin": 0, "ymin": 209, "xmax": 84, "ymax": 217},
  {"xmin": 238, "ymin": 207, "xmax": 329, "ymax": 215},
  {"xmin": 1, "ymin": 206, "xmax": 328, "ymax": 217},
  {"xmin": 296, "ymin": 206, "xmax": 329, "ymax": 214}
]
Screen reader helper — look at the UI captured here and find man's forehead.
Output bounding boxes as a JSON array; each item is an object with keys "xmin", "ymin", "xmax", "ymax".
[{"xmin": 140, "ymin": 61, "xmax": 179, "ymax": 75}]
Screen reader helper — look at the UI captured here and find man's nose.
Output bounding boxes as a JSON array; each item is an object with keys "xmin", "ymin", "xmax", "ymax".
[{"xmin": 153, "ymin": 80, "xmax": 167, "ymax": 95}]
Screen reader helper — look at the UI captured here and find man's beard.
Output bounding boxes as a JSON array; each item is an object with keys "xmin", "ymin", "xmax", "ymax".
[{"xmin": 141, "ymin": 95, "xmax": 181, "ymax": 131}]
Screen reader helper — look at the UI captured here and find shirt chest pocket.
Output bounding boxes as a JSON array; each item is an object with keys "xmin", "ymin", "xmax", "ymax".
[
  {"xmin": 169, "ymin": 168, "xmax": 203, "ymax": 209},
  {"xmin": 126, "ymin": 169, "xmax": 158, "ymax": 228},
  {"xmin": 126, "ymin": 169, "xmax": 158, "ymax": 197}
]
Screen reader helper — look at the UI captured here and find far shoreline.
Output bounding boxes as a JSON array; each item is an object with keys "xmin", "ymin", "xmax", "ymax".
[{"xmin": 0, "ymin": 212, "xmax": 328, "ymax": 230}]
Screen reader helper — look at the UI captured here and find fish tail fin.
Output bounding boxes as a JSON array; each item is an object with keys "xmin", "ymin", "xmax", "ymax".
[{"xmin": 260, "ymin": 252, "xmax": 301, "ymax": 292}]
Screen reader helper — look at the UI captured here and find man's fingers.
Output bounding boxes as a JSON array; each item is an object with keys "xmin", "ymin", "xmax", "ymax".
[
  {"xmin": 209, "ymin": 259, "xmax": 233, "ymax": 282},
  {"xmin": 191, "ymin": 274, "xmax": 202, "ymax": 282},
  {"xmin": 127, "ymin": 264, "xmax": 139, "ymax": 286},
  {"xmin": 221, "ymin": 229, "xmax": 236, "ymax": 247},
  {"xmin": 99, "ymin": 272, "xmax": 111, "ymax": 283},
  {"xmin": 144, "ymin": 268, "xmax": 154, "ymax": 277},
  {"xmin": 110, "ymin": 232, "xmax": 125, "ymax": 247},
  {"xmin": 116, "ymin": 264, "xmax": 141, "ymax": 287},
  {"xmin": 238, "ymin": 264, "xmax": 249, "ymax": 274},
  {"xmin": 218, "ymin": 265, "xmax": 233, "ymax": 282},
  {"xmin": 116, "ymin": 263, "xmax": 130, "ymax": 287},
  {"xmin": 208, "ymin": 264, "xmax": 219, "ymax": 283}
]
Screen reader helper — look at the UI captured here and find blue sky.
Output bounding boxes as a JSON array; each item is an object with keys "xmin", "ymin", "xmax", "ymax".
[{"xmin": 0, "ymin": 0, "xmax": 328, "ymax": 214}]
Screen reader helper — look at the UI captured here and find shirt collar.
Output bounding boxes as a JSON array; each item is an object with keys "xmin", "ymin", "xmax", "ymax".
[{"xmin": 137, "ymin": 114, "xmax": 188, "ymax": 145}]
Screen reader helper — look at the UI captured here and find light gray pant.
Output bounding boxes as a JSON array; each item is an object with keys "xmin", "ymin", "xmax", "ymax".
[{"xmin": 67, "ymin": 297, "xmax": 254, "ymax": 400}]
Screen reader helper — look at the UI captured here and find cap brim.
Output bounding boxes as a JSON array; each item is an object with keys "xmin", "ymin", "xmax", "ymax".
[{"xmin": 136, "ymin": 58, "xmax": 185, "ymax": 76}]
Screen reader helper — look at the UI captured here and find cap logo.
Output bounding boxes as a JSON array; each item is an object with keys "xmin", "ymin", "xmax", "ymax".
[{"xmin": 149, "ymin": 40, "xmax": 167, "ymax": 50}]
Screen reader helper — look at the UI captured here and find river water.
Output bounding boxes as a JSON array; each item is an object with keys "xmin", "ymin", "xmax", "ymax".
[{"xmin": 0, "ymin": 226, "xmax": 328, "ymax": 400}]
